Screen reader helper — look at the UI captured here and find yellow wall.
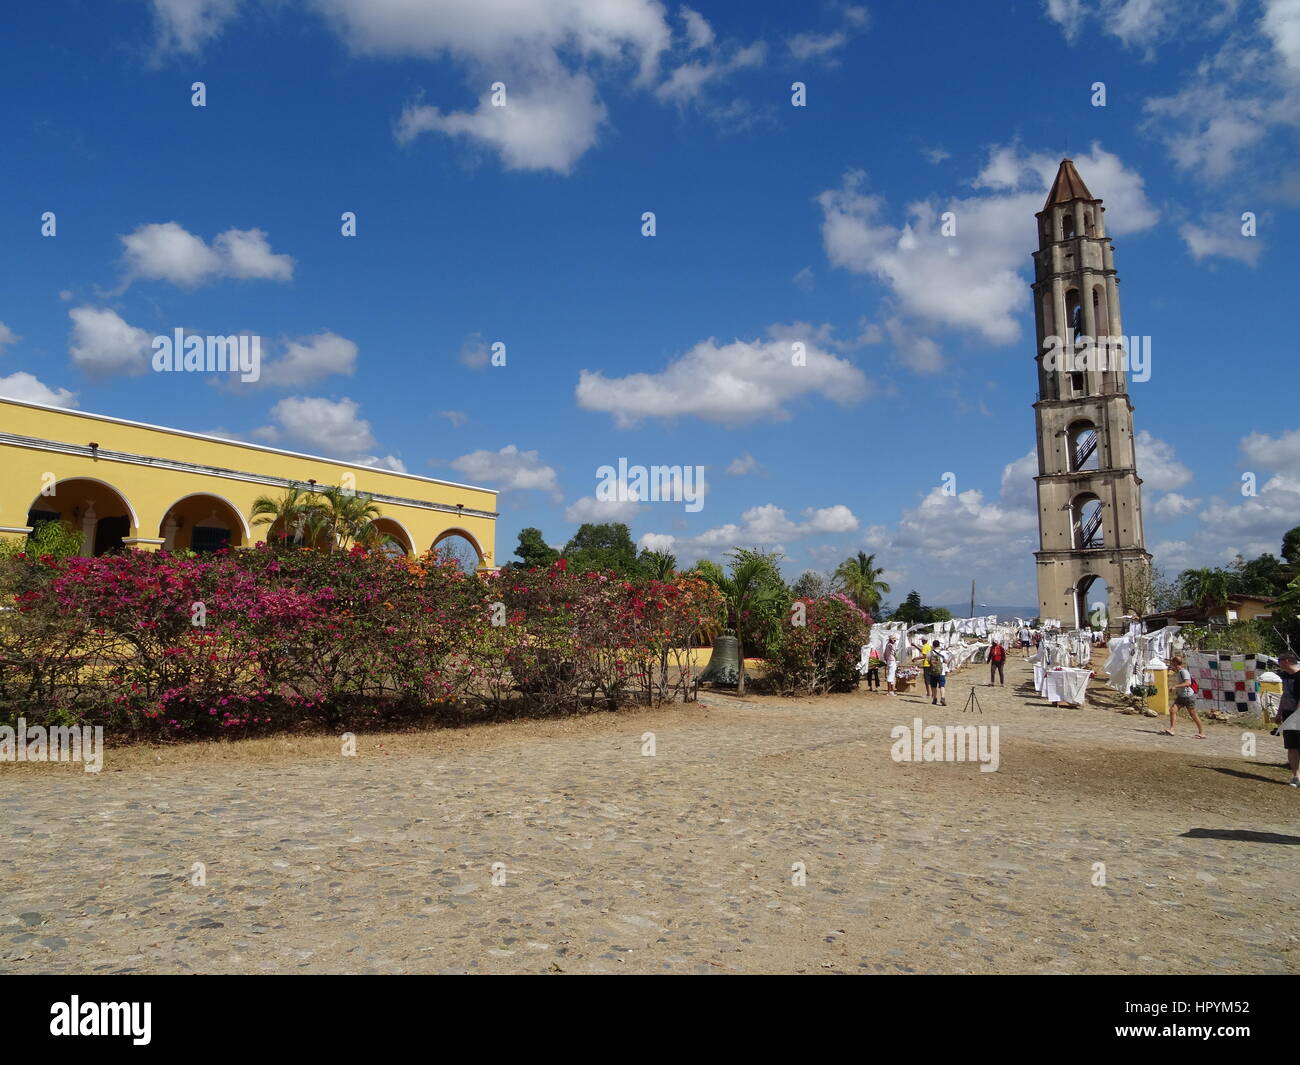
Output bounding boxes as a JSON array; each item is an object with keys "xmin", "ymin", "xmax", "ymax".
[{"xmin": 0, "ymin": 398, "xmax": 497, "ymax": 567}]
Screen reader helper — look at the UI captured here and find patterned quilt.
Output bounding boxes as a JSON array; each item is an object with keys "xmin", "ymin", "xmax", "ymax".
[{"xmin": 1186, "ymin": 652, "xmax": 1274, "ymax": 714}]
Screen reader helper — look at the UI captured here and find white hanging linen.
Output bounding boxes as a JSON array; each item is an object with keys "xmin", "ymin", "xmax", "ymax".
[{"xmin": 1042, "ymin": 667, "xmax": 1090, "ymax": 705}]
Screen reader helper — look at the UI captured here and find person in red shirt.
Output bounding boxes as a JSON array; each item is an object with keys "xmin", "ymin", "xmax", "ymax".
[{"xmin": 988, "ymin": 639, "xmax": 1007, "ymax": 686}]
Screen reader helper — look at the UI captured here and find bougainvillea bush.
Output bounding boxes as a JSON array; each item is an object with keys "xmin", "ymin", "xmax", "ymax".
[
  {"xmin": 0, "ymin": 547, "xmax": 723, "ymax": 740},
  {"xmin": 764, "ymin": 593, "xmax": 872, "ymax": 695}
]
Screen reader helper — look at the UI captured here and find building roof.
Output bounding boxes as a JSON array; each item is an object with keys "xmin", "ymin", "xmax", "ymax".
[
  {"xmin": 0, "ymin": 395, "xmax": 496, "ymax": 497},
  {"xmin": 1043, "ymin": 158, "xmax": 1096, "ymax": 208}
]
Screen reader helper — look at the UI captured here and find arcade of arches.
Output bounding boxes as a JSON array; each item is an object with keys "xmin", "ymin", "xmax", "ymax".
[{"xmin": 0, "ymin": 398, "xmax": 497, "ymax": 569}]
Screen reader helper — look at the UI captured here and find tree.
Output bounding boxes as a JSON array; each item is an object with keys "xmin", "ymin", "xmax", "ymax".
[
  {"xmin": 832, "ymin": 551, "xmax": 890, "ymax": 613},
  {"xmin": 562, "ymin": 522, "xmax": 640, "ymax": 575},
  {"xmin": 638, "ymin": 549, "xmax": 677, "ymax": 580},
  {"xmin": 694, "ymin": 549, "xmax": 789, "ymax": 694},
  {"xmin": 892, "ymin": 590, "xmax": 927, "ymax": 626},
  {"xmin": 314, "ymin": 486, "xmax": 385, "ymax": 553},
  {"xmin": 1, "ymin": 519, "xmax": 83, "ymax": 559},
  {"xmin": 1179, "ymin": 567, "xmax": 1231, "ymax": 611},
  {"xmin": 513, "ymin": 527, "xmax": 559, "ymax": 568},
  {"xmin": 1227, "ymin": 552, "xmax": 1288, "ymax": 598},
  {"xmin": 250, "ymin": 486, "xmax": 323, "ymax": 548},
  {"xmin": 791, "ymin": 570, "xmax": 829, "ymax": 599},
  {"xmin": 1282, "ymin": 526, "xmax": 1300, "ymax": 565}
]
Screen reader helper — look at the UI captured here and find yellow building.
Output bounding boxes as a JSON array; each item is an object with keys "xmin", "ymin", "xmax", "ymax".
[{"xmin": 0, "ymin": 397, "xmax": 497, "ymax": 567}]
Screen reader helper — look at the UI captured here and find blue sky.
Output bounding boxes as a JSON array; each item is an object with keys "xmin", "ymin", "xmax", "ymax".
[{"xmin": 3, "ymin": 0, "xmax": 1298, "ymax": 608}]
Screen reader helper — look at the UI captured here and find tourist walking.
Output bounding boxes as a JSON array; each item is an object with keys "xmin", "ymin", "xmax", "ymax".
[
  {"xmin": 1161, "ymin": 655, "xmax": 1205, "ymax": 739},
  {"xmin": 988, "ymin": 639, "xmax": 1006, "ymax": 686},
  {"xmin": 883, "ymin": 635, "xmax": 899, "ymax": 696},
  {"xmin": 1018, "ymin": 625, "xmax": 1033, "ymax": 658},
  {"xmin": 1274, "ymin": 652, "xmax": 1300, "ymax": 786},
  {"xmin": 865, "ymin": 645, "xmax": 882, "ymax": 692},
  {"xmin": 929, "ymin": 640, "xmax": 948, "ymax": 706}
]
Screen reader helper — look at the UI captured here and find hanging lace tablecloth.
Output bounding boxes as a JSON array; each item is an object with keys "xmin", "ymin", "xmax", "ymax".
[{"xmin": 1042, "ymin": 667, "xmax": 1090, "ymax": 706}]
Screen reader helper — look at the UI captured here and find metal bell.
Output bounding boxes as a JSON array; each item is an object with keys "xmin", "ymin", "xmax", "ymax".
[{"xmin": 699, "ymin": 634, "xmax": 740, "ymax": 687}]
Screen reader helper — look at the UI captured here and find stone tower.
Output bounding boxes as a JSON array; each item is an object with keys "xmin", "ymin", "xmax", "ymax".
[{"xmin": 1032, "ymin": 159, "xmax": 1150, "ymax": 630}]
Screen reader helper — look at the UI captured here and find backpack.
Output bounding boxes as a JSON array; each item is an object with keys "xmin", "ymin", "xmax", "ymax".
[{"xmin": 991, "ymin": 645, "xmax": 1005, "ymax": 663}]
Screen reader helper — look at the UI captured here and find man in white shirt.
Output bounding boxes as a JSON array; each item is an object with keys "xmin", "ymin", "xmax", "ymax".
[{"xmin": 883, "ymin": 635, "xmax": 899, "ymax": 696}]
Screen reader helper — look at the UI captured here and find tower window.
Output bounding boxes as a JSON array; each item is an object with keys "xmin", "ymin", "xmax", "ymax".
[{"xmin": 1070, "ymin": 371, "xmax": 1085, "ymax": 395}]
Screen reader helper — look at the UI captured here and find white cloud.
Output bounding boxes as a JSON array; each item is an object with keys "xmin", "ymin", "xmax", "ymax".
[
  {"xmin": 257, "ymin": 332, "xmax": 358, "ymax": 387},
  {"xmin": 655, "ymin": 41, "xmax": 765, "ymax": 106},
  {"xmin": 1144, "ymin": 82, "xmax": 1271, "ymax": 183},
  {"xmin": 148, "ymin": 0, "xmax": 240, "ymax": 54},
  {"xmin": 1043, "ymin": 0, "xmax": 1086, "ymax": 42},
  {"xmin": 1000, "ymin": 449, "xmax": 1039, "ymax": 512},
  {"xmin": 680, "ymin": 7, "xmax": 714, "ymax": 51},
  {"xmin": 726, "ymin": 452, "xmax": 763, "ymax": 476},
  {"xmin": 121, "ymin": 222, "xmax": 293, "ymax": 286},
  {"xmin": 212, "ymin": 228, "xmax": 295, "ymax": 281},
  {"xmin": 68, "ymin": 306, "xmax": 153, "ymax": 376},
  {"xmin": 1264, "ymin": 0, "xmax": 1300, "ymax": 72},
  {"xmin": 316, "ymin": 0, "xmax": 670, "ymax": 173},
  {"xmin": 1180, "ymin": 213, "xmax": 1262, "ymax": 264},
  {"xmin": 818, "ymin": 145, "xmax": 1157, "ymax": 352},
  {"xmin": 1138, "ymin": 10, "xmax": 1300, "ymax": 186},
  {"xmin": 1151, "ymin": 492, "xmax": 1202, "ymax": 517},
  {"xmin": 438, "ymin": 410, "xmax": 469, "ymax": 427},
  {"xmin": 1042, "ymin": 0, "xmax": 1218, "ymax": 52},
  {"xmin": 638, "ymin": 501, "xmax": 859, "ymax": 563},
  {"xmin": 576, "ymin": 325, "xmax": 869, "ymax": 427},
  {"xmin": 397, "ymin": 74, "xmax": 606, "ymax": 174},
  {"xmin": 787, "ymin": 30, "xmax": 847, "ymax": 60},
  {"xmin": 1241, "ymin": 427, "xmax": 1300, "ymax": 468},
  {"xmin": 255, "ymin": 396, "xmax": 403, "ymax": 469},
  {"xmin": 0, "ymin": 322, "xmax": 19, "ymax": 350},
  {"xmin": 565, "ymin": 496, "xmax": 644, "ymax": 523},
  {"xmin": 639, "ymin": 531, "xmax": 678, "ymax": 553},
  {"xmin": 446, "ymin": 444, "xmax": 561, "ymax": 499},
  {"xmin": 1135, "ymin": 430, "xmax": 1193, "ymax": 493},
  {"xmin": 0, "ymin": 372, "xmax": 77, "ymax": 408}
]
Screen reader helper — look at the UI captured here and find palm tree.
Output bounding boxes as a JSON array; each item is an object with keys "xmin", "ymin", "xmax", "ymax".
[
  {"xmin": 711, "ymin": 549, "xmax": 787, "ymax": 695},
  {"xmin": 314, "ymin": 486, "xmax": 384, "ymax": 553},
  {"xmin": 641, "ymin": 549, "xmax": 677, "ymax": 580},
  {"xmin": 833, "ymin": 551, "xmax": 889, "ymax": 614},
  {"xmin": 1180, "ymin": 567, "xmax": 1231, "ymax": 613},
  {"xmin": 250, "ymin": 485, "xmax": 320, "ymax": 547}
]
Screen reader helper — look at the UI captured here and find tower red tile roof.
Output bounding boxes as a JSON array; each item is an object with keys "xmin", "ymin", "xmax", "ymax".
[{"xmin": 1044, "ymin": 159, "xmax": 1095, "ymax": 207}]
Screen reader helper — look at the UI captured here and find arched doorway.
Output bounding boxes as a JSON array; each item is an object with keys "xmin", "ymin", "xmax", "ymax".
[
  {"xmin": 1066, "ymin": 420, "xmax": 1099, "ymax": 471},
  {"xmin": 431, "ymin": 528, "xmax": 484, "ymax": 573},
  {"xmin": 27, "ymin": 478, "xmax": 136, "ymax": 556},
  {"xmin": 159, "ymin": 493, "xmax": 248, "ymax": 553},
  {"xmin": 1076, "ymin": 575, "xmax": 1110, "ymax": 631},
  {"xmin": 1071, "ymin": 493, "xmax": 1104, "ymax": 550},
  {"xmin": 371, "ymin": 517, "xmax": 414, "ymax": 558}
]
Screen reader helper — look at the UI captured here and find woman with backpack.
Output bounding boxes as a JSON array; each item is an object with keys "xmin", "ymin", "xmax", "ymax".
[
  {"xmin": 1162, "ymin": 655, "xmax": 1206, "ymax": 739},
  {"xmin": 988, "ymin": 639, "xmax": 1006, "ymax": 686}
]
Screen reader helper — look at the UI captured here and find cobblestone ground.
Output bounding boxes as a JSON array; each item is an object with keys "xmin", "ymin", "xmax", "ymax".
[{"xmin": 2, "ymin": 658, "xmax": 1296, "ymax": 974}]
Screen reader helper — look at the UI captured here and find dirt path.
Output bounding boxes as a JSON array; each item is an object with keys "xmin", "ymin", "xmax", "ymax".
[{"xmin": 1, "ymin": 658, "xmax": 1295, "ymax": 974}]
